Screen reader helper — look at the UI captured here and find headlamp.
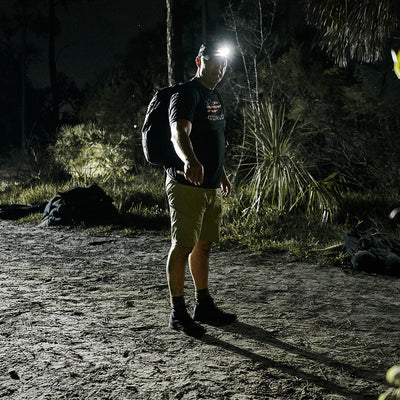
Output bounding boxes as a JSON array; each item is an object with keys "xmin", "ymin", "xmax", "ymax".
[{"xmin": 215, "ymin": 46, "xmax": 232, "ymax": 59}]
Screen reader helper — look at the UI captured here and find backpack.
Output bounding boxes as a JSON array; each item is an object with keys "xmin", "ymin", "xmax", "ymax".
[
  {"xmin": 142, "ymin": 83, "xmax": 183, "ymax": 167},
  {"xmin": 343, "ymin": 228, "xmax": 400, "ymax": 276},
  {"xmin": 41, "ymin": 183, "xmax": 119, "ymax": 227}
]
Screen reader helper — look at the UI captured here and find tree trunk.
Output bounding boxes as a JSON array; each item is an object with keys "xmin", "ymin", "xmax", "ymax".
[
  {"xmin": 21, "ymin": 3, "xmax": 26, "ymax": 149},
  {"xmin": 166, "ymin": 0, "xmax": 184, "ymax": 86},
  {"xmin": 48, "ymin": 0, "xmax": 59, "ymax": 130}
]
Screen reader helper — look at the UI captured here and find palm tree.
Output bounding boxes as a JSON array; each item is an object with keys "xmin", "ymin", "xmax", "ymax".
[{"xmin": 302, "ymin": 0, "xmax": 400, "ymax": 67}]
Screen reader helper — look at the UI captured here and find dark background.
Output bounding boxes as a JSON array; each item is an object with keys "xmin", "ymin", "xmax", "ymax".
[{"xmin": 0, "ymin": 0, "xmax": 165, "ymax": 87}]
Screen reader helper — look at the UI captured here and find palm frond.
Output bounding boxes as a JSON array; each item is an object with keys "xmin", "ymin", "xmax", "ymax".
[
  {"xmin": 237, "ymin": 100, "xmax": 341, "ymax": 220},
  {"xmin": 302, "ymin": 0, "xmax": 400, "ymax": 66}
]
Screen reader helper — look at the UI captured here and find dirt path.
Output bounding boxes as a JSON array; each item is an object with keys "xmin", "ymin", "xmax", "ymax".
[{"xmin": 0, "ymin": 220, "xmax": 399, "ymax": 400}]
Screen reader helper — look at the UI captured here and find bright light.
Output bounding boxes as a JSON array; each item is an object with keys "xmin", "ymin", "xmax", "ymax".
[
  {"xmin": 216, "ymin": 46, "xmax": 232, "ymax": 59},
  {"xmin": 391, "ymin": 49, "xmax": 400, "ymax": 79},
  {"xmin": 391, "ymin": 49, "xmax": 398, "ymax": 64}
]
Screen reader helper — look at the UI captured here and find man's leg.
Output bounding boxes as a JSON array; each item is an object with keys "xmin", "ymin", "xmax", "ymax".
[
  {"xmin": 189, "ymin": 240, "xmax": 212, "ymax": 291},
  {"xmin": 166, "ymin": 244, "xmax": 206, "ymax": 338},
  {"xmin": 166, "ymin": 244, "xmax": 192, "ymax": 298},
  {"xmin": 190, "ymin": 240, "xmax": 237, "ymax": 326}
]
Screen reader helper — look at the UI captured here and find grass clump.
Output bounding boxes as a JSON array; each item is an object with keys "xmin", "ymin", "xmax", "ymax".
[
  {"xmin": 220, "ymin": 185, "xmax": 343, "ymax": 257},
  {"xmin": 0, "ymin": 182, "xmax": 70, "ymax": 206}
]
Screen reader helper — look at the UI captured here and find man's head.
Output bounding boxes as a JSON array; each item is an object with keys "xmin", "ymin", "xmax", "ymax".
[
  {"xmin": 195, "ymin": 41, "xmax": 231, "ymax": 89},
  {"xmin": 197, "ymin": 41, "xmax": 232, "ymax": 60}
]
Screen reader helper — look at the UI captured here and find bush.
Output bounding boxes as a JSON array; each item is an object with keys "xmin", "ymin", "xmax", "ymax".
[
  {"xmin": 80, "ymin": 69, "xmax": 146, "ymax": 169},
  {"xmin": 53, "ymin": 123, "xmax": 136, "ymax": 187},
  {"xmin": 235, "ymin": 100, "xmax": 341, "ymax": 221}
]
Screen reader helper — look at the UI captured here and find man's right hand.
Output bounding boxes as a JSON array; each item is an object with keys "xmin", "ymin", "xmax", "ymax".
[
  {"xmin": 170, "ymin": 119, "xmax": 204, "ymax": 185},
  {"xmin": 184, "ymin": 161, "xmax": 204, "ymax": 186}
]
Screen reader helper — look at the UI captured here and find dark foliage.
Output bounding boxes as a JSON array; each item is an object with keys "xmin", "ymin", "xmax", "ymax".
[{"xmin": 0, "ymin": 37, "xmax": 21, "ymax": 151}]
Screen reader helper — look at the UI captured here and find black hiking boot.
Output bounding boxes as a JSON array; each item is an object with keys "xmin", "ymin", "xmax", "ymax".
[
  {"xmin": 169, "ymin": 306, "xmax": 206, "ymax": 338},
  {"xmin": 193, "ymin": 296, "xmax": 237, "ymax": 327}
]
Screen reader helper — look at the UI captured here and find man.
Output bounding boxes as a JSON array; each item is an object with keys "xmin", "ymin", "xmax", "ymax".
[{"xmin": 165, "ymin": 41, "xmax": 237, "ymax": 338}]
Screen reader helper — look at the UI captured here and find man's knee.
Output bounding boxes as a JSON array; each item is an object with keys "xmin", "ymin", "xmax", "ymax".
[
  {"xmin": 169, "ymin": 244, "xmax": 193, "ymax": 259},
  {"xmin": 194, "ymin": 240, "xmax": 213, "ymax": 254}
]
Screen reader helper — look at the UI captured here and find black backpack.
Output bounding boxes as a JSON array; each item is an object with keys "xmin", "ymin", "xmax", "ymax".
[
  {"xmin": 142, "ymin": 83, "xmax": 183, "ymax": 167},
  {"xmin": 41, "ymin": 183, "xmax": 119, "ymax": 227}
]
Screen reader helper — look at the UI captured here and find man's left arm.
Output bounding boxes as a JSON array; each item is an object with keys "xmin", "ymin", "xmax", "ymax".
[{"xmin": 221, "ymin": 167, "xmax": 231, "ymax": 198}]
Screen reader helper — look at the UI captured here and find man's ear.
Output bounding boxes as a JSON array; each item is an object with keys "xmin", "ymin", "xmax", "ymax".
[{"xmin": 195, "ymin": 56, "xmax": 201, "ymax": 69}]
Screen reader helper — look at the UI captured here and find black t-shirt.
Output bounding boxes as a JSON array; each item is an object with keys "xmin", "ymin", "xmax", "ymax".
[{"xmin": 166, "ymin": 79, "xmax": 226, "ymax": 189}]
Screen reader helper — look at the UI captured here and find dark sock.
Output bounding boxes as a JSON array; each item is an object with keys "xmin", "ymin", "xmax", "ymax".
[
  {"xmin": 195, "ymin": 288, "xmax": 211, "ymax": 302},
  {"xmin": 171, "ymin": 295, "xmax": 185, "ymax": 309}
]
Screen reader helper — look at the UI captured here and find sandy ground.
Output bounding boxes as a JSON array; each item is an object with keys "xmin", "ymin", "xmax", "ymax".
[{"xmin": 0, "ymin": 219, "xmax": 399, "ymax": 400}]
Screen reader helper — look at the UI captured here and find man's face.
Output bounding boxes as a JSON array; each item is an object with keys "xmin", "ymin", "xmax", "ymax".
[{"xmin": 197, "ymin": 55, "xmax": 227, "ymax": 88}]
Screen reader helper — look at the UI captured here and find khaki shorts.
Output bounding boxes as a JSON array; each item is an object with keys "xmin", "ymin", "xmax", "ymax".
[{"xmin": 166, "ymin": 176, "xmax": 222, "ymax": 248}]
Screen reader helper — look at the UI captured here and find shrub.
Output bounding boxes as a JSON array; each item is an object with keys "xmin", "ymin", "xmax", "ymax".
[
  {"xmin": 236, "ymin": 100, "xmax": 341, "ymax": 221},
  {"xmin": 52, "ymin": 123, "xmax": 135, "ymax": 187}
]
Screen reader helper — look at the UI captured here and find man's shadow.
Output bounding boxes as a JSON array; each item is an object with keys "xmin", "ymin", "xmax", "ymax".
[{"xmin": 200, "ymin": 321, "xmax": 383, "ymax": 400}]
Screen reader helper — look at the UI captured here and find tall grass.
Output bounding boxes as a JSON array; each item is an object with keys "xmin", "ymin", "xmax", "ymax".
[{"xmin": 220, "ymin": 182, "xmax": 344, "ymax": 255}]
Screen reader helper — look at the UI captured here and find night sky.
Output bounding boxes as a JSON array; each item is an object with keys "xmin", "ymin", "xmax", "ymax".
[{"xmin": 0, "ymin": 0, "xmax": 165, "ymax": 87}]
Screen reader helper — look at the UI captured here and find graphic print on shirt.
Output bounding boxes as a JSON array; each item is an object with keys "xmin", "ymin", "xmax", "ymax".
[{"xmin": 206, "ymin": 99, "xmax": 224, "ymax": 122}]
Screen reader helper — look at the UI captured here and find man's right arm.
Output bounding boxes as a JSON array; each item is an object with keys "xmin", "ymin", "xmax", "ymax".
[{"xmin": 170, "ymin": 119, "xmax": 204, "ymax": 186}]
